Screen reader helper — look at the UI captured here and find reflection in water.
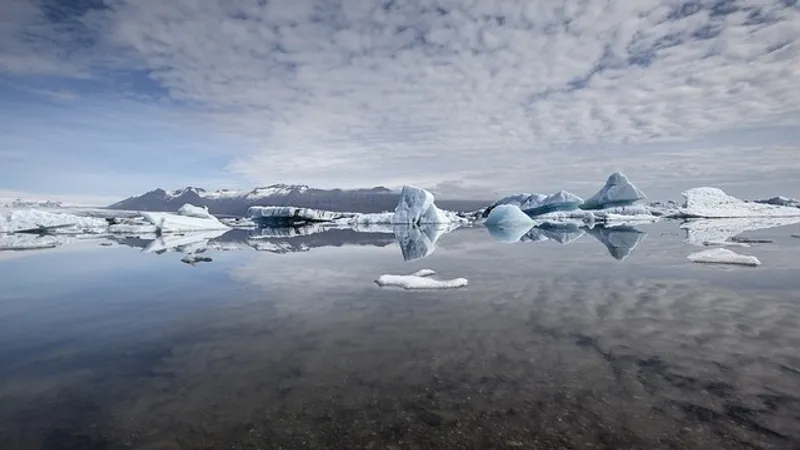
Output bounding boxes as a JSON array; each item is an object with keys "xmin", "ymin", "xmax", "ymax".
[
  {"xmin": 587, "ymin": 225, "xmax": 647, "ymax": 261},
  {"xmin": 681, "ymin": 217, "xmax": 800, "ymax": 246},
  {"xmin": 2, "ymin": 221, "xmax": 800, "ymax": 449},
  {"xmin": 487, "ymin": 223, "xmax": 646, "ymax": 261},
  {"xmin": 393, "ymin": 224, "xmax": 452, "ymax": 261}
]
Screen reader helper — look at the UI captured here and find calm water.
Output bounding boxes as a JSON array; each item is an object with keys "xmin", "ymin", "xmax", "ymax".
[{"xmin": 1, "ymin": 221, "xmax": 800, "ymax": 450}]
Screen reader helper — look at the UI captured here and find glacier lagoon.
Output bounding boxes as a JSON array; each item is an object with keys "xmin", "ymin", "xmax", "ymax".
[{"xmin": 1, "ymin": 220, "xmax": 800, "ymax": 449}]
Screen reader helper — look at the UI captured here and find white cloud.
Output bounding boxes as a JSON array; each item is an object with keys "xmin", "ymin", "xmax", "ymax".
[{"xmin": 2, "ymin": 0, "xmax": 800, "ymax": 196}]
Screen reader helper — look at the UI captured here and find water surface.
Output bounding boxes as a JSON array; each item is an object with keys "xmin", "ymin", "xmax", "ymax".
[{"xmin": 1, "ymin": 221, "xmax": 799, "ymax": 449}]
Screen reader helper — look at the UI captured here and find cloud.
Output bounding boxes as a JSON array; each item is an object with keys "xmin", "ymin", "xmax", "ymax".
[{"xmin": 1, "ymin": 0, "xmax": 800, "ymax": 197}]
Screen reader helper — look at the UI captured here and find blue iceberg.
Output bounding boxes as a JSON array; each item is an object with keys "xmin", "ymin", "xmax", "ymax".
[
  {"xmin": 581, "ymin": 172, "xmax": 646, "ymax": 210},
  {"xmin": 523, "ymin": 191, "xmax": 584, "ymax": 216}
]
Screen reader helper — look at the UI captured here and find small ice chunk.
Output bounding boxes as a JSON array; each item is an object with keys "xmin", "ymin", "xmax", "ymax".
[
  {"xmin": 177, "ymin": 203, "xmax": 213, "ymax": 219},
  {"xmin": 582, "ymin": 172, "xmax": 646, "ymax": 210},
  {"xmin": 375, "ymin": 269, "xmax": 468, "ymax": 290},
  {"xmin": 687, "ymin": 248, "xmax": 761, "ymax": 267},
  {"xmin": 393, "ymin": 186, "xmax": 450, "ymax": 225}
]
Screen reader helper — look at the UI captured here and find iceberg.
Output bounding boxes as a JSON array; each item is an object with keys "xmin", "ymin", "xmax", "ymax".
[
  {"xmin": 482, "ymin": 193, "xmax": 545, "ymax": 217},
  {"xmin": 484, "ymin": 204, "xmax": 534, "ymax": 228},
  {"xmin": 582, "ymin": 172, "xmax": 646, "ymax": 210},
  {"xmin": 393, "ymin": 186, "xmax": 450, "ymax": 225},
  {"xmin": 681, "ymin": 188, "xmax": 800, "ymax": 218},
  {"xmin": 141, "ymin": 211, "xmax": 229, "ymax": 233},
  {"xmin": 0, "ymin": 234, "xmax": 62, "ymax": 251},
  {"xmin": 177, "ymin": 203, "xmax": 213, "ymax": 219},
  {"xmin": 687, "ymin": 248, "xmax": 761, "ymax": 267},
  {"xmin": 375, "ymin": 269, "xmax": 468, "ymax": 290},
  {"xmin": 181, "ymin": 254, "xmax": 213, "ymax": 265},
  {"xmin": 587, "ymin": 225, "xmax": 646, "ymax": 261},
  {"xmin": 524, "ymin": 191, "xmax": 584, "ymax": 216},
  {"xmin": 248, "ymin": 206, "xmax": 356, "ymax": 226}
]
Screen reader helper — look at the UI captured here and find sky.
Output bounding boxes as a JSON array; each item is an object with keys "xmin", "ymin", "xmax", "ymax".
[{"xmin": 1, "ymin": 0, "xmax": 799, "ymax": 204}]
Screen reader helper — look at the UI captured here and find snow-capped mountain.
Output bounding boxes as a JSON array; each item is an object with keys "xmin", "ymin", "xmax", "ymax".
[{"xmin": 108, "ymin": 184, "xmax": 488, "ymax": 216}]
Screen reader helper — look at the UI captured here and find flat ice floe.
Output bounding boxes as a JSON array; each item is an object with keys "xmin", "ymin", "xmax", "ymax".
[
  {"xmin": 681, "ymin": 188, "xmax": 800, "ymax": 218},
  {"xmin": 142, "ymin": 209, "xmax": 230, "ymax": 233},
  {"xmin": 375, "ymin": 269, "xmax": 468, "ymax": 290},
  {"xmin": 687, "ymin": 248, "xmax": 761, "ymax": 267},
  {"xmin": 0, "ymin": 209, "xmax": 107, "ymax": 234}
]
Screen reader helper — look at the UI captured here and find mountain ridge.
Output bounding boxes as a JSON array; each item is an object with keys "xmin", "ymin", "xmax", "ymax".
[{"xmin": 108, "ymin": 183, "xmax": 487, "ymax": 215}]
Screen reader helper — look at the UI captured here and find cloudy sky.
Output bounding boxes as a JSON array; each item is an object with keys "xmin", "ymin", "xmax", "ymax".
[{"xmin": 1, "ymin": 0, "xmax": 799, "ymax": 203}]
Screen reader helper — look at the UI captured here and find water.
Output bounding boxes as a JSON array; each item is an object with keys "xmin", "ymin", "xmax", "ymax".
[{"xmin": 1, "ymin": 221, "xmax": 800, "ymax": 449}]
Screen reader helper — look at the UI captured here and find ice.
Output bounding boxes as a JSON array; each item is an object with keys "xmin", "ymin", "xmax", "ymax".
[
  {"xmin": 141, "ymin": 211, "xmax": 229, "ymax": 233},
  {"xmin": 0, "ymin": 209, "xmax": 107, "ymax": 234},
  {"xmin": 524, "ymin": 191, "xmax": 584, "ymax": 216},
  {"xmin": 177, "ymin": 203, "xmax": 213, "ymax": 219},
  {"xmin": 484, "ymin": 204, "xmax": 535, "ymax": 228},
  {"xmin": 483, "ymin": 193, "xmax": 543, "ymax": 217},
  {"xmin": 107, "ymin": 223, "xmax": 158, "ymax": 234},
  {"xmin": 375, "ymin": 269, "xmax": 468, "ymax": 290},
  {"xmin": 755, "ymin": 196, "xmax": 800, "ymax": 208},
  {"xmin": 681, "ymin": 217, "xmax": 800, "ymax": 247},
  {"xmin": 687, "ymin": 248, "xmax": 761, "ymax": 266},
  {"xmin": 587, "ymin": 225, "xmax": 646, "ymax": 261},
  {"xmin": 0, "ymin": 234, "xmax": 61, "ymax": 251},
  {"xmin": 582, "ymin": 172, "xmax": 646, "ymax": 210},
  {"xmin": 681, "ymin": 187, "xmax": 800, "ymax": 218},
  {"xmin": 393, "ymin": 186, "xmax": 450, "ymax": 225},
  {"xmin": 248, "ymin": 206, "xmax": 355, "ymax": 225}
]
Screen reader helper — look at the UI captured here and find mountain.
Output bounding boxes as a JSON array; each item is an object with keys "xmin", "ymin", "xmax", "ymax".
[{"xmin": 107, "ymin": 184, "xmax": 488, "ymax": 215}]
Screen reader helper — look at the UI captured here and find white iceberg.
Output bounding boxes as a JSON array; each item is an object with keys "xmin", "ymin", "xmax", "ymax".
[
  {"xmin": 393, "ymin": 186, "xmax": 450, "ymax": 225},
  {"xmin": 0, "ymin": 209, "xmax": 107, "ymax": 234},
  {"xmin": 141, "ymin": 210, "xmax": 229, "ymax": 233},
  {"xmin": 177, "ymin": 203, "xmax": 213, "ymax": 219},
  {"xmin": 687, "ymin": 248, "xmax": 761, "ymax": 266},
  {"xmin": 582, "ymin": 172, "xmax": 646, "ymax": 210},
  {"xmin": 375, "ymin": 269, "xmax": 468, "ymax": 290},
  {"xmin": 681, "ymin": 217, "xmax": 800, "ymax": 247},
  {"xmin": 681, "ymin": 187, "xmax": 800, "ymax": 218}
]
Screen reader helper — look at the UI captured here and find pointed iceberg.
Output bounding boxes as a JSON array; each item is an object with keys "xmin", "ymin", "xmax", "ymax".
[
  {"xmin": 393, "ymin": 186, "xmax": 450, "ymax": 225},
  {"xmin": 582, "ymin": 172, "xmax": 646, "ymax": 210}
]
